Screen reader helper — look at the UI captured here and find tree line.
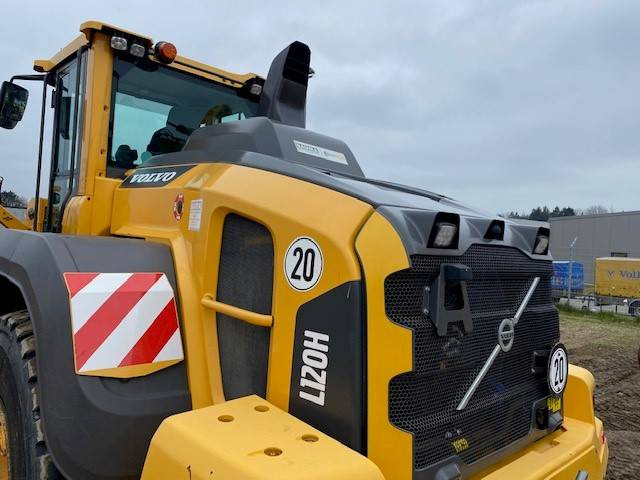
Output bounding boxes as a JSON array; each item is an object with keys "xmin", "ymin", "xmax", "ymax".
[
  {"xmin": 505, "ymin": 205, "xmax": 612, "ymax": 221},
  {"xmin": 0, "ymin": 191, "xmax": 27, "ymax": 208}
]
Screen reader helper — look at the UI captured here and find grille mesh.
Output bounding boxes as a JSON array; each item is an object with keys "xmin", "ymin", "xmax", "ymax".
[
  {"xmin": 217, "ymin": 214, "xmax": 273, "ymax": 400},
  {"xmin": 385, "ymin": 245, "xmax": 559, "ymax": 470}
]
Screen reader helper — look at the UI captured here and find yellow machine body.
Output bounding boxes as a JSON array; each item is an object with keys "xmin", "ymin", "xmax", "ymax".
[
  {"xmin": 0, "ymin": 21, "xmax": 608, "ymax": 480},
  {"xmin": 141, "ymin": 395, "xmax": 384, "ymax": 480},
  {"xmin": 0, "ymin": 205, "xmax": 29, "ymax": 230},
  {"xmin": 141, "ymin": 369, "xmax": 607, "ymax": 480},
  {"xmin": 110, "ymin": 161, "xmax": 372, "ymax": 407}
]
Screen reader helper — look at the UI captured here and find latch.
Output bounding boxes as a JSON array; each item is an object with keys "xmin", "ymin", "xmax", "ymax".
[{"xmin": 422, "ymin": 263, "xmax": 473, "ymax": 337}]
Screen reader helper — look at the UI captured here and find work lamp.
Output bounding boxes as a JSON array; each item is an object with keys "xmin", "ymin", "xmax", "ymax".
[
  {"xmin": 129, "ymin": 43, "xmax": 146, "ymax": 58},
  {"xmin": 432, "ymin": 222, "xmax": 457, "ymax": 248},
  {"xmin": 533, "ymin": 234, "xmax": 549, "ymax": 255},
  {"xmin": 110, "ymin": 36, "xmax": 128, "ymax": 51}
]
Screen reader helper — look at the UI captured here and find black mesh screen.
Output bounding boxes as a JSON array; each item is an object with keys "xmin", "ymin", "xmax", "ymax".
[
  {"xmin": 217, "ymin": 214, "xmax": 273, "ymax": 400},
  {"xmin": 385, "ymin": 245, "xmax": 559, "ymax": 470}
]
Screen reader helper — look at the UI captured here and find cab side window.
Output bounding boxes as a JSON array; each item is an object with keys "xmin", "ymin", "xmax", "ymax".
[
  {"xmin": 47, "ymin": 52, "xmax": 87, "ymax": 232},
  {"xmin": 108, "ymin": 93, "xmax": 171, "ymax": 178}
]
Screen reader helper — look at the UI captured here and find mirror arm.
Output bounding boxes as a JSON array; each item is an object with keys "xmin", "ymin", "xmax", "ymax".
[
  {"xmin": 33, "ymin": 74, "xmax": 48, "ymax": 231},
  {"xmin": 10, "ymin": 74, "xmax": 46, "ymax": 83}
]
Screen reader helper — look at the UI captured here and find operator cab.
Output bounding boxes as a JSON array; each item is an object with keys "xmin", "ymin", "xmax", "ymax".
[
  {"xmin": 0, "ymin": 21, "xmax": 265, "ymax": 233},
  {"xmin": 0, "ymin": 21, "xmax": 367, "ymax": 234}
]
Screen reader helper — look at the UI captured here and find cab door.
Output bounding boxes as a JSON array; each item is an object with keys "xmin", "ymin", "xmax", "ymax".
[{"xmin": 46, "ymin": 51, "xmax": 86, "ymax": 232}]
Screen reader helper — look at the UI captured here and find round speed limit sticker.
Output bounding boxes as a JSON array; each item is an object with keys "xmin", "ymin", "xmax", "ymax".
[
  {"xmin": 284, "ymin": 237, "xmax": 324, "ymax": 291},
  {"xmin": 548, "ymin": 343, "xmax": 569, "ymax": 395}
]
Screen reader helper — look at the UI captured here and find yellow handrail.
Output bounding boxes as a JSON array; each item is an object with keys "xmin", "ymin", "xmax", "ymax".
[{"xmin": 201, "ymin": 294, "xmax": 273, "ymax": 328}]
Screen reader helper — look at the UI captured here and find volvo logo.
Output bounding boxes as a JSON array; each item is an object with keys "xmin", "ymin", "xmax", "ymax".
[
  {"xmin": 121, "ymin": 165, "xmax": 195, "ymax": 189},
  {"xmin": 456, "ymin": 277, "xmax": 541, "ymax": 410},
  {"xmin": 498, "ymin": 318, "xmax": 515, "ymax": 352}
]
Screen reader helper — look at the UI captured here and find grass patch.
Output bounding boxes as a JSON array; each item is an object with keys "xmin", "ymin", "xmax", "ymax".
[{"xmin": 556, "ymin": 302, "xmax": 640, "ymax": 326}]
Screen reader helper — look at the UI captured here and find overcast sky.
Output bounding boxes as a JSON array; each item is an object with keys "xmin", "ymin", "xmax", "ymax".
[{"xmin": 1, "ymin": 0, "xmax": 638, "ymax": 215}]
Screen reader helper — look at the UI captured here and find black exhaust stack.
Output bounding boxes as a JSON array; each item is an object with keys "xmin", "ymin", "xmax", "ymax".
[{"xmin": 257, "ymin": 41, "xmax": 310, "ymax": 128}]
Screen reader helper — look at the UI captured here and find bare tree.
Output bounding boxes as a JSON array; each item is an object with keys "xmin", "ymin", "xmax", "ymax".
[{"xmin": 582, "ymin": 205, "xmax": 609, "ymax": 215}]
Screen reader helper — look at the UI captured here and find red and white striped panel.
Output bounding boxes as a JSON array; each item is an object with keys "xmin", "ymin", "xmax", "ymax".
[{"xmin": 63, "ymin": 272, "xmax": 184, "ymax": 375}]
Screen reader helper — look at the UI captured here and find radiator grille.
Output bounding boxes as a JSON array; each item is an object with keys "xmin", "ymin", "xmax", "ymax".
[
  {"xmin": 217, "ymin": 214, "xmax": 273, "ymax": 400},
  {"xmin": 385, "ymin": 245, "xmax": 559, "ymax": 470}
]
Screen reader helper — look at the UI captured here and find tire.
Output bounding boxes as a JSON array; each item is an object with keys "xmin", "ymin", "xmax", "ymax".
[{"xmin": 0, "ymin": 310, "xmax": 62, "ymax": 479}]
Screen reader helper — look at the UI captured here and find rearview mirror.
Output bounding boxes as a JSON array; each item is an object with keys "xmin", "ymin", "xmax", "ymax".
[{"xmin": 0, "ymin": 81, "xmax": 29, "ymax": 129}]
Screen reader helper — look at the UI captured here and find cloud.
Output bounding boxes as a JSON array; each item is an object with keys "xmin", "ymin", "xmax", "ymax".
[{"xmin": 0, "ymin": 0, "xmax": 638, "ymax": 215}]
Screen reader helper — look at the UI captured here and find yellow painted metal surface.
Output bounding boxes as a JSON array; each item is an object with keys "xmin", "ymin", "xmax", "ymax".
[
  {"xmin": 141, "ymin": 395, "xmax": 384, "ymax": 480},
  {"xmin": 595, "ymin": 257, "xmax": 640, "ymax": 298},
  {"xmin": 37, "ymin": 21, "xmax": 258, "ymax": 86},
  {"xmin": 563, "ymin": 365, "xmax": 596, "ymax": 424},
  {"xmin": 27, "ymin": 198, "xmax": 47, "ymax": 232},
  {"xmin": 78, "ymin": 33, "xmax": 113, "ymax": 197},
  {"xmin": 111, "ymin": 163, "xmax": 373, "ymax": 408},
  {"xmin": 472, "ymin": 365, "xmax": 607, "ymax": 480},
  {"xmin": 79, "ymin": 20, "xmax": 259, "ymax": 86},
  {"xmin": 167, "ymin": 54, "xmax": 257, "ymax": 88},
  {"xmin": 61, "ymin": 196, "xmax": 90, "ymax": 234},
  {"xmin": 0, "ymin": 205, "xmax": 29, "ymax": 230},
  {"xmin": 80, "ymin": 20, "xmax": 153, "ymax": 43},
  {"xmin": 355, "ymin": 212, "xmax": 413, "ymax": 480},
  {"xmin": 68, "ymin": 359, "xmax": 183, "ymax": 380},
  {"xmin": 61, "ymin": 178, "xmax": 119, "ymax": 235},
  {"xmin": 33, "ymin": 34, "xmax": 89, "ymax": 73}
]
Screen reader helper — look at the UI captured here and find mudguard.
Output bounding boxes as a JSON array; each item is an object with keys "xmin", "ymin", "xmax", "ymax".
[{"xmin": 0, "ymin": 230, "xmax": 191, "ymax": 480}]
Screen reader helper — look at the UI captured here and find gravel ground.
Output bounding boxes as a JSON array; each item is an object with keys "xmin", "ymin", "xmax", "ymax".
[{"xmin": 560, "ymin": 312, "xmax": 640, "ymax": 480}]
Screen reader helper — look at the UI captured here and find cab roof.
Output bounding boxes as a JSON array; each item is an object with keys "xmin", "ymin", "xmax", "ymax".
[{"xmin": 33, "ymin": 20, "xmax": 260, "ymax": 87}]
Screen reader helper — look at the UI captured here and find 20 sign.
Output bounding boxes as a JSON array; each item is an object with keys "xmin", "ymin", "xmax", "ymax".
[
  {"xmin": 548, "ymin": 343, "xmax": 568, "ymax": 395},
  {"xmin": 285, "ymin": 237, "xmax": 323, "ymax": 291}
]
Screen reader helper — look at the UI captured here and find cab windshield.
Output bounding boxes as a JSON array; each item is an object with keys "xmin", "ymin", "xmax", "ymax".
[{"xmin": 108, "ymin": 58, "xmax": 258, "ymax": 177}]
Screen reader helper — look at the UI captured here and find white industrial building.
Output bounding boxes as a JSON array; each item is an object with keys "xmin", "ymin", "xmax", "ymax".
[{"xmin": 549, "ymin": 211, "xmax": 640, "ymax": 285}]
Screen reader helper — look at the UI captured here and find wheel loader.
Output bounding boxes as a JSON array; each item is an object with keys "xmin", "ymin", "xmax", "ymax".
[{"xmin": 0, "ymin": 21, "xmax": 608, "ymax": 480}]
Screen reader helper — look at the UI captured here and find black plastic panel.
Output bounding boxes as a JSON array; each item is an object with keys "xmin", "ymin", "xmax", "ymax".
[
  {"xmin": 289, "ymin": 281, "xmax": 364, "ymax": 452},
  {"xmin": 0, "ymin": 230, "xmax": 190, "ymax": 480}
]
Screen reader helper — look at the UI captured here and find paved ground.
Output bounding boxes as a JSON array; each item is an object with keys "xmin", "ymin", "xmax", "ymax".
[{"xmin": 560, "ymin": 311, "xmax": 640, "ymax": 480}]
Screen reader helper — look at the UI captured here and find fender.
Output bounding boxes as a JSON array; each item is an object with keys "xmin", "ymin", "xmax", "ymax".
[{"xmin": 0, "ymin": 230, "xmax": 191, "ymax": 480}]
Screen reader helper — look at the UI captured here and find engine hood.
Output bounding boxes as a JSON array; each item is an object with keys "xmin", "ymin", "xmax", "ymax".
[{"xmin": 143, "ymin": 117, "xmax": 549, "ymax": 259}]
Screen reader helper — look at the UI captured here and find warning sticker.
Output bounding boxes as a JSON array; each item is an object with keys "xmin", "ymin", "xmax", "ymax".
[
  {"xmin": 188, "ymin": 199, "xmax": 203, "ymax": 231},
  {"xmin": 173, "ymin": 193, "xmax": 184, "ymax": 220},
  {"xmin": 294, "ymin": 140, "xmax": 348, "ymax": 165},
  {"xmin": 63, "ymin": 272, "xmax": 183, "ymax": 376}
]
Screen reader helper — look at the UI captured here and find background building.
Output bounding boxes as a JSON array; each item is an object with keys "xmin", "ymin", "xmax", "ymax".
[{"xmin": 549, "ymin": 211, "xmax": 640, "ymax": 285}]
